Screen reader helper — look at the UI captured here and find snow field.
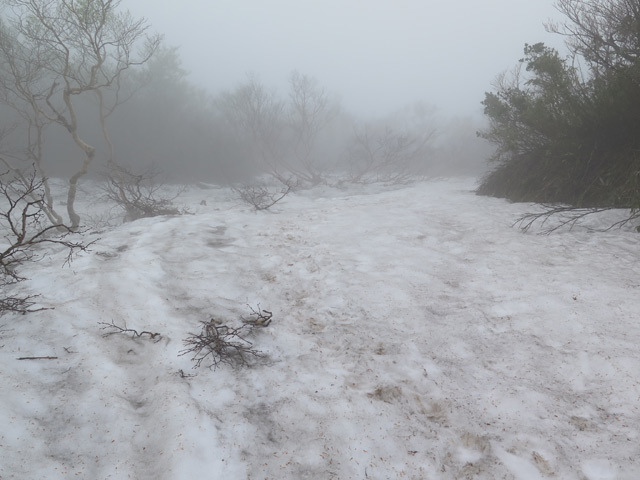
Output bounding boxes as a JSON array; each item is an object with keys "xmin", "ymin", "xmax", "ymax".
[{"xmin": 0, "ymin": 178, "xmax": 639, "ymax": 479}]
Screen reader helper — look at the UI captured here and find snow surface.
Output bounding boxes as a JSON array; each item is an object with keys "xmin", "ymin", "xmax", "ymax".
[{"xmin": 1, "ymin": 178, "xmax": 639, "ymax": 479}]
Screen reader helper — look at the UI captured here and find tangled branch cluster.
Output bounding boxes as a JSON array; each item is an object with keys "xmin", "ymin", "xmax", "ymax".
[{"xmin": 179, "ymin": 312, "xmax": 271, "ymax": 370}]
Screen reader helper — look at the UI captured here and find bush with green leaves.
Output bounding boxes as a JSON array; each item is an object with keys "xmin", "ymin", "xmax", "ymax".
[{"xmin": 478, "ymin": 0, "xmax": 640, "ymax": 223}]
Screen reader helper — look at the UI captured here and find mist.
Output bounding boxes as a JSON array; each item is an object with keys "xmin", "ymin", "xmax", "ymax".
[
  {"xmin": 4, "ymin": 3, "xmax": 639, "ymax": 478},
  {"xmin": 124, "ymin": 0, "xmax": 566, "ymax": 118},
  {"xmin": 0, "ymin": 0, "xmax": 566, "ymax": 186}
]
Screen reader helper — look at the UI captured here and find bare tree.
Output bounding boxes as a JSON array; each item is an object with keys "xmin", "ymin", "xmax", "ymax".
[
  {"xmin": 346, "ymin": 124, "xmax": 434, "ymax": 184},
  {"xmin": 216, "ymin": 75, "xmax": 286, "ymax": 171},
  {"xmin": 548, "ymin": 0, "xmax": 640, "ymax": 76},
  {"xmin": 217, "ymin": 72, "xmax": 338, "ymax": 186},
  {"xmin": 0, "ymin": 19, "xmax": 65, "ymax": 226},
  {"xmin": 285, "ymin": 71, "xmax": 337, "ymax": 184},
  {"xmin": 0, "ymin": 0, "xmax": 161, "ymax": 228}
]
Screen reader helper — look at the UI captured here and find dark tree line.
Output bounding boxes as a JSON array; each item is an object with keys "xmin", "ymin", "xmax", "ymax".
[{"xmin": 478, "ymin": 0, "xmax": 640, "ymax": 217}]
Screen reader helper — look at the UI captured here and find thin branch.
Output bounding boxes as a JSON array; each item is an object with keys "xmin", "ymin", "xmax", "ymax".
[
  {"xmin": 515, "ymin": 204, "xmax": 637, "ymax": 233},
  {"xmin": 242, "ymin": 304, "xmax": 273, "ymax": 327},
  {"xmin": 0, "ymin": 165, "xmax": 93, "ymax": 316},
  {"xmin": 99, "ymin": 320, "xmax": 163, "ymax": 342},
  {"xmin": 17, "ymin": 356, "xmax": 58, "ymax": 360}
]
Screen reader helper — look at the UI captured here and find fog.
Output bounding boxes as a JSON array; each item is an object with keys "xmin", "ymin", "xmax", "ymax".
[
  {"xmin": 1, "ymin": 0, "xmax": 568, "ymax": 184},
  {"xmin": 124, "ymin": 0, "xmax": 566, "ymax": 118},
  {"xmin": 9, "ymin": 5, "xmax": 640, "ymax": 477}
]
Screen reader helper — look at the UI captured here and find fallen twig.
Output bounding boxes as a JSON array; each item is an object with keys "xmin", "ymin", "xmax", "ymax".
[
  {"xmin": 242, "ymin": 303, "xmax": 273, "ymax": 327},
  {"xmin": 17, "ymin": 356, "xmax": 58, "ymax": 360},
  {"xmin": 99, "ymin": 320, "xmax": 162, "ymax": 342}
]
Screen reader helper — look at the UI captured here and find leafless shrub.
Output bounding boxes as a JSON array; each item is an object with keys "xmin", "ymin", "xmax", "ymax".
[
  {"xmin": 179, "ymin": 319, "xmax": 265, "ymax": 370},
  {"xmin": 0, "ymin": 167, "xmax": 93, "ymax": 315},
  {"xmin": 234, "ymin": 177, "xmax": 296, "ymax": 211},
  {"xmin": 99, "ymin": 320, "xmax": 163, "ymax": 343},
  {"xmin": 104, "ymin": 163, "xmax": 185, "ymax": 222}
]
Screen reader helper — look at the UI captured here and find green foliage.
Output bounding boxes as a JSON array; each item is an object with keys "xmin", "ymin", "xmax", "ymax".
[{"xmin": 478, "ymin": 4, "xmax": 640, "ymax": 213}]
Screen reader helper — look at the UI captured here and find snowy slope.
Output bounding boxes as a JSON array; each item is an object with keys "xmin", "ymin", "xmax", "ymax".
[{"xmin": 1, "ymin": 178, "xmax": 638, "ymax": 479}]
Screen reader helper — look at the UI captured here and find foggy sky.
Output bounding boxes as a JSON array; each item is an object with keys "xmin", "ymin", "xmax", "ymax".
[{"xmin": 127, "ymin": 0, "xmax": 566, "ymax": 118}]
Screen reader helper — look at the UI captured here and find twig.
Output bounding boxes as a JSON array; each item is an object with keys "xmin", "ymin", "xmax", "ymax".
[
  {"xmin": 99, "ymin": 320, "xmax": 162, "ymax": 342},
  {"xmin": 17, "ymin": 356, "xmax": 58, "ymax": 360},
  {"xmin": 242, "ymin": 303, "xmax": 273, "ymax": 327},
  {"xmin": 178, "ymin": 369, "xmax": 196, "ymax": 378}
]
